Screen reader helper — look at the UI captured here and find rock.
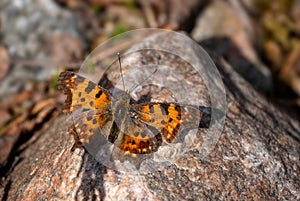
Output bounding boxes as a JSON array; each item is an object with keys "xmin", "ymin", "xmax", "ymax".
[
  {"xmin": 191, "ymin": 0, "xmax": 272, "ymax": 94},
  {"xmin": 0, "ymin": 109, "xmax": 10, "ymax": 128},
  {"xmin": 292, "ymin": 0, "xmax": 300, "ymax": 36},
  {"xmin": 280, "ymin": 42, "xmax": 300, "ymax": 96},
  {"xmin": 44, "ymin": 34, "xmax": 84, "ymax": 67},
  {"xmin": 0, "ymin": 0, "xmax": 84, "ymax": 98},
  {"xmin": 0, "ymin": 0, "xmax": 81, "ymax": 61},
  {"xmin": 138, "ymin": 0, "xmax": 208, "ymax": 29},
  {"xmin": 0, "ymin": 45, "xmax": 10, "ymax": 81}
]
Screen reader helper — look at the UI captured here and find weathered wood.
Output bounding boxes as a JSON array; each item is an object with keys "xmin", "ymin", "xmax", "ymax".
[{"xmin": 0, "ymin": 32, "xmax": 299, "ymax": 201}]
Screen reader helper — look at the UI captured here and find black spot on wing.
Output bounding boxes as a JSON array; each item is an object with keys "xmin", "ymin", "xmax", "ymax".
[
  {"xmin": 76, "ymin": 76, "xmax": 85, "ymax": 83},
  {"xmin": 149, "ymin": 105, "xmax": 154, "ymax": 113},
  {"xmin": 141, "ymin": 131, "xmax": 147, "ymax": 138},
  {"xmin": 95, "ymin": 91, "xmax": 103, "ymax": 98},
  {"xmin": 176, "ymin": 105, "xmax": 182, "ymax": 120},
  {"xmin": 85, "ymin": 81, "xmax": 94, "ymax": 93},
  {"xmin": 159, "ymin": 104, "xmax": 169, "ymax": 115},
  {"xmin": 89, "ymin": 101, "xmax": 94, "ymax": 107}
]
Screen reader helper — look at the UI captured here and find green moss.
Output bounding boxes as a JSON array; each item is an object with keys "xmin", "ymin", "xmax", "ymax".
[
  {"xmin": 111, "ymin": 25, "xmax": 128, "ymax": 37},
  {"xmin": 91, "ymin": 4, "xmax": 101, "ymax": 13},
  {"xmin": 0, "ymin": 122, "xmax": 7, "ymax": 133},
  {"xmin": 125, "ymin": 0, "xmax": 137, "ymax": 9},
  {"xmin": 0, "ymin": 115, "xmax": 14, "ymax": 134},
  {"xmin": 290, "ymin": 38, "xmax": 300, "ymax": 49},
  {"xmin": 52, "ymin": 72, "xmax": 59, "ymax": 90},
  {"xmin": 87, "ymin": 60, "xmax": 96, "ymax": 74},
  {"xmin": 256, "ymin": 0, "xmax": 295, "ymax": 15}
]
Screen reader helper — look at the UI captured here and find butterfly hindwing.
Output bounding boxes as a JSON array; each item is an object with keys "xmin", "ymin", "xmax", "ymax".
[
  {"xmin": 70, "ymin": 110, "xmax": 113, "ymax": 144},
  {"xmin": 105, "ymin": 115, "xmax": 161, "ymax": 154}
]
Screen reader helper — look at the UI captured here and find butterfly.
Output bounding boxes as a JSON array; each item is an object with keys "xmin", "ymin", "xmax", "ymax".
[{"xmin": 58, "ymin": 69, "xmax": 211, "ymax": 162}]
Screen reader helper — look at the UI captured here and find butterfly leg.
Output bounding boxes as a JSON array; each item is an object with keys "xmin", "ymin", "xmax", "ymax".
[{"xmin": 69, "ymin": 126, "xmax": 84, "ymax": 152}]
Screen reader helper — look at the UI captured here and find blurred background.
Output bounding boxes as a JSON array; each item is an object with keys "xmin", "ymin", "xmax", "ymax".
[{"xmin": 0, "ymin": 0, "xmax": 300, "ymax": 166}]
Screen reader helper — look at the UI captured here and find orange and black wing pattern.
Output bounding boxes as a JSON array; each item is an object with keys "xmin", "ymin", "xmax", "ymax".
[
  {"xmin": 116, "ymin": 117, "xmax": 162, "ymax": 155},
  {"xmin": 131, "ymin": 103, "xmax": 210, "ymax": 143},
  {"xmin": 58, "ymin": 71, "xmax": 211, "ymax": 158},
  {"xmin": 58, "ymin": 71, "xmax": 113, "ymax": 144},
  {"xmin": 58, "ymin": 71, "xmax": 112, "ymax": 113}
]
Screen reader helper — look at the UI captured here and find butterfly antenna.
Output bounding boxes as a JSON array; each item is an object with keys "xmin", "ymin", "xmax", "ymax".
[
  {"xmin": 129, "ymin": 67, "xmax": 158, "ymax": 92},
  {"xmin": 118, "ymin": 52, "xmax": 126, "ymax": 91}
]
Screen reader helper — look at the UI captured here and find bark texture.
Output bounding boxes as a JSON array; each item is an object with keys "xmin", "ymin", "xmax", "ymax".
[{"xmin": 0, "ymin": 33, "xmax": 299, "ymax": 201}]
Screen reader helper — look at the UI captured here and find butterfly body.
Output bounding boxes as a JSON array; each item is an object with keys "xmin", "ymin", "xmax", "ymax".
[{"xmin": 112, "ymin": 93, "xmax": 130, "ymax": 127}]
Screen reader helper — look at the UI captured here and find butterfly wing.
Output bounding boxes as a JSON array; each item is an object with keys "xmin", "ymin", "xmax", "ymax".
[
  {"xmin": 58, "ymin": 71, "xmax": 112, "ymax": 113},
  {"xmin": 109, "ymin": 117, "xmax": 163, "ymax": 170},
  {"xmin": 130, "ymin": 103, "xmax": 211, "ymax": 143},
  {"xmin": 112, "ymin": 117, "xmax": 163, "ymax": 155},
  {"xmin": 58, "ymin": 71, "xmax": 114, "ymax": 144}
]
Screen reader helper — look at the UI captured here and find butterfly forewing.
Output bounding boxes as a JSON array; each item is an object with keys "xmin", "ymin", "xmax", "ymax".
[
  {"xmin": 58, "ymin": 71, "xmax": 112, "ymax": 113},
  {"xmin": 131, "ymin": 103, "xmax": 209, "ymax": 143},
  {"xmin": 58, "ymin": 71, "xmax": 115, "ymax": 146}
]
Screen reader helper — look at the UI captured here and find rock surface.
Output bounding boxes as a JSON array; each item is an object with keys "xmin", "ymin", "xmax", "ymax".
[
  {"xmin": 192, "ymin": 0, "xmax": 272, "ymax": 94},
  {"xmin": 0, "ymin": 0, "xmax": 84, "ymax": 97}
]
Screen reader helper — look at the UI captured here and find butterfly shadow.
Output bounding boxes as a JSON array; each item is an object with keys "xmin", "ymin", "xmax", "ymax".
[{"xmin": 74, "ymin": 152, "xmax": 107, "ymax": 201}]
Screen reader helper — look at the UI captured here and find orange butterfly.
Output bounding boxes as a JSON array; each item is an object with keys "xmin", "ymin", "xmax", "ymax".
[{"xmin": 58, "ymin": 71, "xmax": 211, "ymax": 157}]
